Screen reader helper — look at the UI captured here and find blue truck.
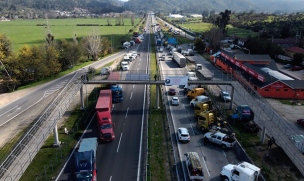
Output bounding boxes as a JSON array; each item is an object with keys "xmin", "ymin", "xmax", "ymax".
[
  {"xmin": 74, "ymin": 138, "xmax": 98, "ymax": 181},
  {"xmin": 107, "ymin": 72, "xmax": 124, "ymax": 103}
]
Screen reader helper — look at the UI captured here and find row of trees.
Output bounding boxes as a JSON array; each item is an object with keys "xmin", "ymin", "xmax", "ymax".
[{"xmin": 0, "ymin": 31, "xmax": 111, "ymax": 92}]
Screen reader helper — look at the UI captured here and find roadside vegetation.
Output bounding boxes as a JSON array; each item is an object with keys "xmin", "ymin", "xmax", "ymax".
[{"xmin": 148, "ymin": 27, "xmax": 174, "ymax": 181}]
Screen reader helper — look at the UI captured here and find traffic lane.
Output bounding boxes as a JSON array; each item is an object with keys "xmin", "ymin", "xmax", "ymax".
[
  {"xmin": 110, "ymin": 84, "xmax": 146, "ymax": 181},
  {"xmin": 57, "ymin": 114, "xmax": 100, "ymax": 181}
]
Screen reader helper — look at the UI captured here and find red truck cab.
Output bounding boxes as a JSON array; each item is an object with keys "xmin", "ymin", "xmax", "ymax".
[{"xmin": 96, "ymin": 90, "xmax": 115, "ymax": 142}]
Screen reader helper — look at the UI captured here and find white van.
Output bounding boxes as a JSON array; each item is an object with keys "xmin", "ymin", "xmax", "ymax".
[
  {"xmin": 121, "ymin": 61, "xmax": 129, "ymax": 71},
  {"xmin": 100, "ymin": 67, "xmax": 111, "ymax": 75},
  {"xmin": 186, "ymin": 72, "xmax": 198, "ymax": 81},
  {"xmin": 190, "ymin": 95, "xmax": 209, "ymax": 107}
]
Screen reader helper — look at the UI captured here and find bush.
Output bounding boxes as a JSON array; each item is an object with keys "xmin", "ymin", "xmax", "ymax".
[
  {"xmin": 129, "ymin": 29, "xmax": 133, "ymax": 32},
  {"xmin": 88, "ymin": 66, "xmax": 96, "ymax": 73}
]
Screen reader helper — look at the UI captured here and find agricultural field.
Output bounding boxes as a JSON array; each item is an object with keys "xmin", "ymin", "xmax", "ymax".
[
  {"xmin": 180, "ymin": 22, "xmax": 211, "ymax": 33},
  {"xmin": 0, "ymin": 18, "xmax": 141, "ymax": 51},
  {"xmin": 227, "ymin": 26, "xmax": 259, "ymax": 38}
]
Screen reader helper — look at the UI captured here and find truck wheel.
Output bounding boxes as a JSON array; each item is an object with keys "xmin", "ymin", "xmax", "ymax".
[
  {"xmin": 222, "ymin": 144, "xmax": 226, "ymax": 149},
  {"xmin": 221, "ymin": 176, "xmax": 229, "ymax": 181}
]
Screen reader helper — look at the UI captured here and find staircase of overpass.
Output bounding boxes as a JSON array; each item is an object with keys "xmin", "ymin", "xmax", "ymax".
[{"xmin": 1, "ymin": 69, "xmax": 304, "ymax": 180}]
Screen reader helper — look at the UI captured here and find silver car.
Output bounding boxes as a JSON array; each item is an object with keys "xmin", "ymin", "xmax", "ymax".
[
  {"xmin": 219, "ymin": 91, "xmax": 231, "ymax": 102},
  {"xmin": 171, "ymin": 97, "xmax": 179, "ymax": 105}
]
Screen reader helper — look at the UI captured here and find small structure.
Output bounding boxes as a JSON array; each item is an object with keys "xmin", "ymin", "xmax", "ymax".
[
  {"xmin": 167, "ymin": 13, "xmax": 184, "ymax": 18},
  {"xmin": 284, "ymin": 46, "xmax": 304, "ymax": 58}
]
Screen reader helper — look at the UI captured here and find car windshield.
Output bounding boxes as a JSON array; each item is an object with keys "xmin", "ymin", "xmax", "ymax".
[
  {"xmin": 100, "ymin": 124, "xmax": 112, "ymax": 129},
  {"xmin": 170, "ymin": 89, "xmax": 175, "ymax": 91},
  {"xmin": 223, "ymin": 93, "xmax": 229, "ymax": 96},
  {"xmin": 76, "ymin": 171, "xmax": 93, "ymax": 179},
  {"xmin": 113, "ymin": 90, "xmax": 122, "ymax": 95}
]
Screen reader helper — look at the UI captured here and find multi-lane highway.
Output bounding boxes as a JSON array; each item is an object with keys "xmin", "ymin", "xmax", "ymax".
[{"xmin": 56, "ymin": 15, "xmax": 153, "ymax": 181}]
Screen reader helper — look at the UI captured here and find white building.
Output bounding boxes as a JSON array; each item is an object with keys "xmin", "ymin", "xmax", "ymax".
[
  {"xmin": 190, "ymin": 14, "xmax": 202, "ymax": 18},
  {"xmin": 167, "ymin": 13, "xmax": 184, "ymax": 18}
]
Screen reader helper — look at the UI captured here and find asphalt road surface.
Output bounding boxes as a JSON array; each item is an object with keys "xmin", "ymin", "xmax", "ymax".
[
  {"xmin": 153, "ymin": 16, "xmax": 251, "ymax": 180},
  {"xmin": 56, "ymin": 15, "xmax": 152, "ymax": 181}
]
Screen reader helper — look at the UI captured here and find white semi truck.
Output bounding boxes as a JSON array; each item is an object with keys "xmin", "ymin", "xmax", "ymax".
[
  {"xmin": 220, "ymin": 162, "xmax": 260, "ymax": 181},
  {"xmin": 173, "ymin": 52, "xmax": 186, "ymax": 67},
  {"xmin": 184, "ymin": 152, "xmax": 204, "ymax": 180}
]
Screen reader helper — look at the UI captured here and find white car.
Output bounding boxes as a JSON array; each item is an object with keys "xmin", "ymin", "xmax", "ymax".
[
  {"xmin": 219, "ymin": 91, "xmax": 231, "ymax": 102},
  {"xmin": 171, "ymin": 97, "xmax": 179, "ymax": 105},
  {"xmin": 177, "ymin": 128, "xmax": 190, "ymax": 142}
]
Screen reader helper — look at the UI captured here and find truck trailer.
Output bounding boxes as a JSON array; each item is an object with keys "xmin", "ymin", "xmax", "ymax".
[
  {"xmin": 184, "ymin": 152, "xmax": 204, "ymax": 180},
  {"xmin": 96, "ymin": 90, "xmax": 115, "ymax": 142},
  {"xmin": 172, "ymin": 52, "xmax": 186, "ymax": 67},
  {"xmin": 74, "ymin": 138, "xmax": 98, "ymax": 181}
]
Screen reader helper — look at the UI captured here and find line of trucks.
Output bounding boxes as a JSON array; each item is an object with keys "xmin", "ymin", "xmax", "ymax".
[{"xmin": 183, "ymin": 88, "xmax": 261, "ymax": 181}]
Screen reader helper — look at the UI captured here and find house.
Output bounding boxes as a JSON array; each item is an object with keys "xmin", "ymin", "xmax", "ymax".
[
  {"xmin": 238, "ymin": 38, "xmax": 248, "ymax": 46},
  {"xmin": 167, "ymin": 14, "xmax": 184, "ymax": 18},
  {"xmin": 214, "ymin": 51, "xmax": 304, "ymax": 99},
  {"xmin": 268, "ymin": 37, "xmax": 295, "ymax": 48},
  {"xmin": 190, "ymin": 14, "xmax": 202, "ymax": 18},
  {"xmin": 284, "ymin": 46, "xmax": 304, "ymax": 58}
]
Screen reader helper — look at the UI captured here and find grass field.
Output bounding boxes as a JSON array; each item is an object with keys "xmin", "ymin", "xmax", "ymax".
[
  {"xmin": 0, "ymin": 18, "xmax": 141, "ymax": 51},
  {"xmin": 180, "ymin": 22, "xmax": 211, "ymax": 33},
  {"xmin": 227, "ymin": 26, "xmax": 259, "ymax": 38}
]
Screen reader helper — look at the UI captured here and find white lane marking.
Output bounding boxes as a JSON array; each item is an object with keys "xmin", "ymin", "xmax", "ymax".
[
  {"xmin": 125, "ymin": 107, "xmax": 129, "ymax": 118},
  {"xmin": 183, "ymin": 104, "xmax": 186, "ymax": 111},
  {"xmin": 121, "ymin": 85, "xmax": 123, "ymax": 88},
  {"xmin": 202, "ymin": 156, "xmax": 211, "ymax": 177},
  {"xmin": 109, "ymin": 176, "xmax": 112, "ymax": 181},
  {"xmin": 130, "ymin": 92, "xmax": 133, "ymax": 99},
  {"xmin": 133, "ymin": 85, "xmax": 135, "ymax": 88},
  {"xmin": 0, "ymin": 105, "xmax": 18, "ymax": 117},
  {"xmin": 189, "ymin": 123, "xmax": 195, "ymax": 135},
  {"xmin": 7, "ymin": 107, "xmax": 21, "ymax": 117},
  {"xmin": 112, "ymin": 104, "xmax": 115, "ymax": 108},
  {"xmin": 117, "ymin": 133, "xmax": 123, "ymax": 153},
  {"xmin": 55, "ymin": 113, "xmax": 96, "ymax": 181}
]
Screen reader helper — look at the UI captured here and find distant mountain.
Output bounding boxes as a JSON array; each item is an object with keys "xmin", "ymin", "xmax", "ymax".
[{"xmin": 124, "ymin": 0, "xmax": 304, "ymax": 13}]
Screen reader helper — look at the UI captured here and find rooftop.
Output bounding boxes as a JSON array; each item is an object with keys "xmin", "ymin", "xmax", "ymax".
[
  {"xmin": 285, "ymin": 46, "xmax": 304, "ymax": 54},
  {"xmin": 234, "ymin": 54, "xmax": 272, "ymax": 62}
]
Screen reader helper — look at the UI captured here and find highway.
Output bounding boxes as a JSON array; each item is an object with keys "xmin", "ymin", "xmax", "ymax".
[
  {"xmin": 152, "ymin": 15, "xmax": 252, "ymax": 181},
  {"xmin": 0, "ymin": 44, "xmax": 135, "ymax": 127},
  {"xmin": 56, "ymin": 15, "xmax": 152, "ymax": 181}
]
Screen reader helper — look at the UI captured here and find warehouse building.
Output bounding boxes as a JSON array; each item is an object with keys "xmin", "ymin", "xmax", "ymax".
[{"xmin": 214, "ymin": 51, "xmax": 304, "ymax": 99}]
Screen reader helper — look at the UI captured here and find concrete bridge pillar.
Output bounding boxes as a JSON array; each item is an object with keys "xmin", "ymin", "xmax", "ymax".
[
  {"xmin": 80, "ymin": 86, "xmax": 84, "ymax": 109},
  {"xmin": 260, "ymin": 125, "xmax": 267, "ymax": 145},
  {"xmin": 156, "ymin": 84, "xmax": 159, "ymax": 109},
  {"xmin": 229, "ymin": 86, "xmax": 235, "ymax": 110},
  {"xmin": 53, "ymin": 124, "xmax": 61, "ymax": 147}
]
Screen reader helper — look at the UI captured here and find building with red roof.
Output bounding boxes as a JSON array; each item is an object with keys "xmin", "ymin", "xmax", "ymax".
[{"xmin": 285, "ymin": 46, "xmax": 304, "ymax": 58}]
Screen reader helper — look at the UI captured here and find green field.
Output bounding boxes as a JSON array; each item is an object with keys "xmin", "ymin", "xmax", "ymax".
[
  {"xmin": 180, "ymin": 22, "xmax": 211, "ymax": 33},
  {"xmin": 227, "ymin": 26, "xmax": 259, "ymax": 38},
  {"xmin": 0, "ymin": 18, "xmax": 141, "ymax": 51}
]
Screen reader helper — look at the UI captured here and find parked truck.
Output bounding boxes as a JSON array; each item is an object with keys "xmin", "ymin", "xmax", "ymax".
[
  {"xmin": 96, "ymin": 90, "xmax": 115, "ymax": 142},
  {"xmin": 220, "ymin": 162, "xmax": 260, "ymax": 181},
  {"xmin": 74, "ymin": 138, "xmax": 98, "ymax": 181},
  {"xmin": 172, "ymin": 52, "xmax": 186, "ymax": 67},
  {"xmin": 184, "ymin": 152, "xmax": 204, "ymax": 180},
  {"xmin": 204, "ymin": 131, "xmax": 236, "ymax": 149},
  {"xmin": 195, "ymin": 64, "xmax": 213, "ymax": 80},
  {"xmin": 233, "ymin": 105, "xmax": 259, "ymax": 133}
]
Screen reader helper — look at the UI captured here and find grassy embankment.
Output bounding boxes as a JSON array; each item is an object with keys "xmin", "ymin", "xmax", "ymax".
[
  {"xmin": 148, "ymin": 27, "xmax": 174, "ymax": 180},
  {"xmin": 10, "ymin": 18, "xmax": 144, "ymax": 91}
]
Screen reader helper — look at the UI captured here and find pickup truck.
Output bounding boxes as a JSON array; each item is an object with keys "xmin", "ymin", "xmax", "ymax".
[{"xmin": 203, "ymin": 131, "xmax": 236, "ymax": 149}]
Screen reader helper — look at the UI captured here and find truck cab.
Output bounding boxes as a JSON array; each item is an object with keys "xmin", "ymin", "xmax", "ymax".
[
  {"xmin": 220, "ymin": 162, "xmax": 260, "ymax": 181},
  {"xmin": 186, "ymin": 72, "xmax": 198, "ymax": 81},
  {"xmin": 194, "ymin": 101, "xmax": 212, "ymax": 117},
  {"xmin": 121, "ymin": 61, "xmax": 129, "ymax": 71},
  {"xmin": 74, "ymin": 138, "xmax": 98, "ymax": 181},
  {"xmin": 97, "ymin": 112, "xmax": 115, "ymax": 142},
  {"xmin": 195, "ymin": 64, "xmax": 202, "ymax": 70},
  {"xmin": 110, "ymin": 85, "xmax": 123, "ymax": 103},
  {"xmin": 234, "ymin": 105, "xmax": 254, "ymax": 121},
  {"xmin": 187, "ymin": 88, "xmax": 205, "ymax": 100},
  {"xmin": 196, "ymin": 109, "xmax": 217, "ymax": 133}
]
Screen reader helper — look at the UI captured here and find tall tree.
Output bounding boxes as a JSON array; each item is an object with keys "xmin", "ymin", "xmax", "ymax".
[
  {"xmin": 215, "ymin": 9, "xmax": 231, "ymax": 35},
  {"xmin": 85, "ymin": 30, "xmax": 102, "ymax": 61},
  {"xmin": 204, "ymin": 26, "xmax": 223, "ymax": 51},
  {"xmin": 131, "ymin": 14, "xmax": 135, "ymax": 26},
  {"xmin": 122, "ymin": 13, "xmax": 124, "ymax": 25}
]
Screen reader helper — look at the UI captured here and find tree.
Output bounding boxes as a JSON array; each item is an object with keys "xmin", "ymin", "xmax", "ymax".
[
  {"xmin": 84, "ymin": 30, "xmax": 102, "ymax": 61},
  {"xmin": 44, "ymin": 46, "xmax": 61, "ymax": 75},
  {"xmin": 122, "ymin": 13, "xmax": 124, "ymax": 25},
  {"xmin": 244, "ymin": 38, "xmax": 268, "ymax": 54},
  {"xmin": 100, "ymin": 37, "xmax": 110, "ymax": 56},
  {"xmin": 107, "ymin": 15, "xmax": 111, "ymax": 26},
  {"xmin": 204, "ymin": 26, "xmax": 224, "ymax": 51},
  {"xmin": 215, "ymin": 9, "xmax": 231, "ymax": 36},
  {"xmin": 194, "ymin": 38, "xmax": 206, "ymax": 52},
  {"xmin": 131, "ymin": 14, "xmax": 135, "ymax": 26},
  {"xmin": 292, "ymin": 53, "xmax": 304, "ymax": 66}
]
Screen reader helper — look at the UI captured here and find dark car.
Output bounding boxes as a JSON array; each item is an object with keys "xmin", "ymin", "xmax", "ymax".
[
  {"xmin": 297, "ymin": 119, "xmax": 304, "ymax": 127},
  {"xmin": 284, "ymin": 64, "xmax": 293, "ymax": 68},
  {"xmin": 290, "ymin": 66, "xmax": 303, "ymax": 71},
  {"xmin": 169, "ymin": 88, "xmax": 176, "ymax": 95}
]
